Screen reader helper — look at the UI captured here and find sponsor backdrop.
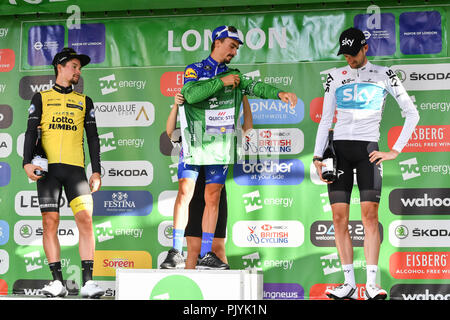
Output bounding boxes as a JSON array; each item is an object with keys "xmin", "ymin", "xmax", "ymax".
[{"xmin": 0, "ymin": 2, "xmax": 449, "ymax": 300}]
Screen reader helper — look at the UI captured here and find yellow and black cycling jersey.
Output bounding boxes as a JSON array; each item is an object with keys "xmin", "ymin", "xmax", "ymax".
[{"xmin": 23, "ymin": 83, "xmax": 101, "ymax": 173}]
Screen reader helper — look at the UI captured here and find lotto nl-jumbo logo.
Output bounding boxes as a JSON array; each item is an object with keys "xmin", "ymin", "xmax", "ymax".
[
  {"xmin": 242, "ymin": 191, "xmax": 263, "ymax": 213},
  {"xmin": 399, "ymin": 158, "xmax": 420, "ymax": 181}
]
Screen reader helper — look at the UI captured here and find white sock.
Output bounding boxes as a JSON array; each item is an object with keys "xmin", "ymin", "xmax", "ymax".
[
  {"xmin": 366, "ymin": 265, "xmax": 378, "ymax": 286},
  {"xmin": 342, "ymin": 264, "xmax": 356, "ymax": 288}
]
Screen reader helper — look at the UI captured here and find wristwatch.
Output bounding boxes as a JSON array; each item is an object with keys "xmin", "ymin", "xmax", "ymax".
[{"xmin": 312, "ymin": 157, "xmax": 323, "ymax": 163}]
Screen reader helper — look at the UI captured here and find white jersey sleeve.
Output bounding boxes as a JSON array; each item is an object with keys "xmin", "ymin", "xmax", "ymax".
[
  {"xmin": 384, "ymin": 67, "xmax": 420, "ymax": 152},
  {"xmin": 313, "ymin": 72, "xmax": 337, "ymax": 157}
]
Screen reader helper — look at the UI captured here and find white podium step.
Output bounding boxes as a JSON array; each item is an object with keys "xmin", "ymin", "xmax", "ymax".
[{"xmin": 115, "ymin": 269, "xmax": 263, "ymax": 300}]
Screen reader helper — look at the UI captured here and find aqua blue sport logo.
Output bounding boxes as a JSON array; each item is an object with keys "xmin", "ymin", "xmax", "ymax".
[
  {"xmin": 233, "ymin": 159, "xmax": 304, "ymax": 186},
  {"xmin": 240, "ymin": 98, "xmax": 304, "ymax": 125},
  {"xmin": 92, "ymin": 190, "xmax": 153, "ymax": 216}
]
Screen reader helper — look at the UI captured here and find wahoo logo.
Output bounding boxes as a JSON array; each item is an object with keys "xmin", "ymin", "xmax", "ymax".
[
  {"xmin": 242, "ymin": 252, "xmax": 262, "ymax": 271},
  {"xmin": 389, "ymin": 188, "xmax": 450, "ymax": 215},
  {"xmin": 336, "ymin": 83, "xmax": 385, "ymax": 109},
  {"xmin": 23, "ymin": 250, "xmax": 43, "ymax": 272},
  {"xmin": 399, "ymin": 158, "xmax": 420, "ymax": 181},
  {"xmin": 341, "ymin": 37, "xmax": 354, "ymax": 47},
  {"xmin": 242, "ymin": 190, "xmax": 263, "ymax": 213},
  {"xmin": 99, "ymin": 74, "xmax": 118, "ymax": 95},
  {"xmin": 95, "ymin": 221, "xmax": 114, "ymax": 242}
]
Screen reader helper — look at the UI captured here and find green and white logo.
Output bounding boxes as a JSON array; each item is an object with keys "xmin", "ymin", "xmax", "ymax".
[{"xmin": 149, "ymin": 275, "xmax": 204, "ymax": 300}]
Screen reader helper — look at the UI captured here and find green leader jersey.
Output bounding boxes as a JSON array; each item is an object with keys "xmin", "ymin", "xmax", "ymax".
[{"xmin": 179, "ymin": 69, "xmax": 281, "ymax": 165}]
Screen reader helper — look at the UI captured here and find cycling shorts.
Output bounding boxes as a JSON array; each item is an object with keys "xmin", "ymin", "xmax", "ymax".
[
  {"xmin": 328, "ymin": 140, "xmax": 382, "ymax": 204},
  {"xmin": 177, "ymin": 162, "xmax": 229, "ymax": 185},
  {"xmin": 185, "ymin": 167, "xmax": 227, "ymax": 238},
  {"xmin": 37, "ymin": 163, "xmax": 93, "ymax": 214}
]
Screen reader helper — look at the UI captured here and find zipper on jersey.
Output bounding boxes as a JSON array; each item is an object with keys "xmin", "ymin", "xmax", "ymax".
[{"xmin": 59, "ymin": 91, "xmax": 64, "ymax": 163}]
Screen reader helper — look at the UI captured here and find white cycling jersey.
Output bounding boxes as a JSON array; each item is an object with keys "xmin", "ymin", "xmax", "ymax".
[{"xmin": 314, "ymin": 61, "xmax": 420, "ymax": 157}]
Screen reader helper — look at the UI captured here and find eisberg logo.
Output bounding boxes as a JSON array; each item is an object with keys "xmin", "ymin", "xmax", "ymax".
[
  {"xmin": 233, "ymin": 159, "xmax": 304, "ymax": 186},
  {"xmin": 389, "ymin": 188, "xmax": 450, "ymax": 215}
]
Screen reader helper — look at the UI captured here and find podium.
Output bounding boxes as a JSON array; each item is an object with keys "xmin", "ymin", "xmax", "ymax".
[{"xmin": 115, "ymin": 269, "xmax": 263, "ymax": 300}]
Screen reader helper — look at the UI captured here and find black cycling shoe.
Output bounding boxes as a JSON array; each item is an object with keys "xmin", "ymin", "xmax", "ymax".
[
  {"xmin": 159, "ymin": 248, "xmax": 185, "ymax": 269},
  {"xmin": 196, "ymin": 251, "xmax": 230, "ymax": 270}
]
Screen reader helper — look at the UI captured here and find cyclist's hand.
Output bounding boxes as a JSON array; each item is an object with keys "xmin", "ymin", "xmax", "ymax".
[
  {"xmin": 24, "ymin": 163, "xmax": 43, "ymax": 181},
  {"xmin": 89, "ymin": 172, "xmax": 102, "ymax": 193},
  {"xmin": 220, "ymin": 74, "xmax": 240, "ymax": 89}
]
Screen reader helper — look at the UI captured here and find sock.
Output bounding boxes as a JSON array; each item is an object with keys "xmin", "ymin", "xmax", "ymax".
[
  {"xmin": 172, "ymin": 228, "xmax": 185, "ymax": 252},
  {"xmin": 342, "ymin": 264, "xmax": 356, "ymax": 288},
  {"xmin": 81, "ymin": 260, "xmax": 94, "ymax": 286},
  {"xmin": 49, "ymin": 261, "xmax": 63, "ymax": 282},
  {"xmin": 366, "ymin": 264, "xmax": 378, "ymax": 287},
  {"xmin": 200, "ymin": 232, "xmax": 214, "ymax": 258}
]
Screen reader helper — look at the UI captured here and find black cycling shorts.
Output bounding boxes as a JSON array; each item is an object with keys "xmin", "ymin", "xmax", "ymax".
[
  {"xmin": 37, "ymin": 163, "xmax": 92, "ymax": 214},
  {"xmin": 185, "ymin": 166, "xmax": 227, "ymax": 238},
  {"xmin": 328, "ymin": 140, "xmax": 382, "ymax": 204}
]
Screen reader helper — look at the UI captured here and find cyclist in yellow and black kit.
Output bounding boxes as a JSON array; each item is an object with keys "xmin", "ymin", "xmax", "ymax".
[{"xmin": 22, "ymin": 48, "xmax": 104, "ymax": 298}]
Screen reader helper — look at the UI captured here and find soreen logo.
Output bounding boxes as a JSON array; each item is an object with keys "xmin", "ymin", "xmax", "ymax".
[
  {"xmin": 233, "ymin": 159, "xmax": 304, "ymax": 186},
  {"xmin": 389, "ymin": 188, "xmax": 450, "ymax": 215},
  {"xmin": 93, "ymin": 250, "xmax": 152, "ymax": 277}
]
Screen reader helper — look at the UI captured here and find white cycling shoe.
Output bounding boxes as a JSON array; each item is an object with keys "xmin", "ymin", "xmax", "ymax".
[
  {"xmin": 364, "ymin": 284, "xmax": 387, "ymax": 300},
  {"xmin": 41, "ymin": 280, "xmax": 68, "ymax": 298},
  {"xmin": 325, "ymin": 283, "xmax": 358, "ymax": 300},
  {"xmin": 80, "ymin": 280, "xmax": 105, "ymax": 299}
]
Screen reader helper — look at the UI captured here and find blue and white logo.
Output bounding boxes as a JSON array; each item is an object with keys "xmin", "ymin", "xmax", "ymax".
[
  {"xmin": 0, "ymin": 220, "xmax": 9, "ymax": 245},
  {"xmin": 240, "ymin": 98, "xmax": 304, "ymax": 125},
  {"xmin": 336, "ymin": 83, "xmax": 386, "ymax": 110},
  {"xmin": 233, "ymin": 159, "xmax": 304, "ymax": 186},
  {"xmin": 92, "ymin": 190, "xmax": 153, "ymax": 216}
]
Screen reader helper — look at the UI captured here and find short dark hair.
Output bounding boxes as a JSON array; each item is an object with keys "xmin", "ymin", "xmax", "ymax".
[
  {"xmin": 211, "ymin": 26, "xmax": 239, "ymax": 52},
  {"xmin": 54, "ymin": 60, "xmax": 68, "ymax": 78}
]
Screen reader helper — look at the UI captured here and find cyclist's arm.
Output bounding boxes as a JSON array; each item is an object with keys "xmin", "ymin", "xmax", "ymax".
[
  {"xmin": 181, "ymin": 77, "xmax": 224, "ymax": 105},
  {"xmin": 384, "ymin": 68, "xmax": 420, "ymax": 153},
  {"xmin": 313, "ymin": 73, "xmax": 336, "ymax": 158},
  {"xmin": 238, "ymin": 72, "xmax": 281, "ymax": 99},
  {"xmin": 22, "ymin": 93, "xmax": 42, "ymax": 167},
  {"xmin": 84, "ymin": 96, "xmax": 101, "ymax": 174},
  {"xmin": 242, "ymin": 96, "xmax": 253, "ymax": 133}
]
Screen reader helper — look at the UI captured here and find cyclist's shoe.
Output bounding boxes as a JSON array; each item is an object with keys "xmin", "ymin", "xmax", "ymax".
[
  {"xmin": 364, "ymin": 284, "xmax": 387, "ymax": 300},
  {"xmin": 196, "ymin": 251, "xmax": 230, "ymax": 270},
  {"xmin": 325, "ymin": 283, "xmax": 358, "ymax": 300},
  {"xmin": 41, "ymin": 280, "xmax": 68, "ymax": 298},
  {"xmin": 159, "ymin": 248, "xmax": 185, "ymax": 269},
  {"xmin": 80, "ymin": 280, "xmax": 104, "ymax": 299}
]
